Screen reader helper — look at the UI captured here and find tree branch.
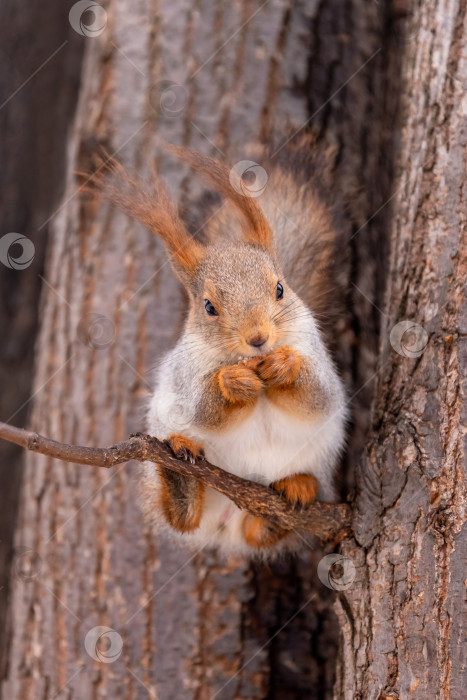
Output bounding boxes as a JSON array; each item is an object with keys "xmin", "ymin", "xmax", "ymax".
[{"xmin": 0, "ymin": 421, "xmax": 352, "ymax": 541}]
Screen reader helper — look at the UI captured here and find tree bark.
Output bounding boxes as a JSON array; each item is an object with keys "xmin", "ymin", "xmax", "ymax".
[
  {"xmin": 0, "ymin": 0, "xmax": 83, "ymax": 682},
  {"xmin": 0, "ymin": 423, "xmax": 353, "ymax": 540},
  {"xmin": 334, "ymin": 1, "xmax": 467, "ymax": 698},
  {"xmin": 1, "ymin": 0, "xmax": 433, "ymax": 698}
]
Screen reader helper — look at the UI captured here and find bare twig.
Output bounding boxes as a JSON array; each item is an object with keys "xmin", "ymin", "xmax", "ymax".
[{"xmin": 0, "ymin": 421, "xmax": 352, "ymax": 541}]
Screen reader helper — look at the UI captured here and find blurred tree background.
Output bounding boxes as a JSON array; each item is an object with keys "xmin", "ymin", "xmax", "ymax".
[
  {"xmin": 1, "ymin": 1, "xmax": 466, "ymax": 698},
  {"xmin": 0, "ymin": 0, "xmax": 84, "ymax": 679}
]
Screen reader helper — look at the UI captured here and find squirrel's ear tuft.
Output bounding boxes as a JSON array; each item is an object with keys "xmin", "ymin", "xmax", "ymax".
[
  {"xmin": 84, "ymin": 156, "xmax": 204, "ymax": 283},
  {"xmin": 165, "ymin": 143, "xmax": 272, "ymax": 250}
]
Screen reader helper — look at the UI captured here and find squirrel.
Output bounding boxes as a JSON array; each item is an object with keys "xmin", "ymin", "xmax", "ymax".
[{"xmin": 102, "ymin": 136, "xmax": 348, "ymax": 558}]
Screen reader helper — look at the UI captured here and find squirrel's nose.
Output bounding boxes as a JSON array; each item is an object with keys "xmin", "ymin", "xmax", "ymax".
[{"xmin": 248, "ymin": 334, "xmax": 268, "ymax": 348}]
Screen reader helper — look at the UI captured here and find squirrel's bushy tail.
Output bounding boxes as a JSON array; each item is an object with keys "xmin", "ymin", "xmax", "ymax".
[
  {"xmin": 261, "ymin": 134, "xmax": 346, "ymax": 334},
  {"xmin": 84, "ymin": 135, "xmax": 347, "ymax": 342},
  {"xmin": 192, "ymin": 132, "xmax": 347, "ymax": 342}
]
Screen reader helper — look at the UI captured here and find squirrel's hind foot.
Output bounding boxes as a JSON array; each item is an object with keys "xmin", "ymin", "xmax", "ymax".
[
  {"xmin": 272, "ymin": 473, "xmax": 319, "ymax": 508},
  {"xmin": 242, "ymin": 513, "xmax": 288, "ymax": 549},
  {"xmin": 241, "ymin": 474, "xmax": 318, "ymax": 549}
]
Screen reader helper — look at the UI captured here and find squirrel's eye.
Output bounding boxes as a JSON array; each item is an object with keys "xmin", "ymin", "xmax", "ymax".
[
  {"xmin": 204, "ymin": 299, "xmax": 219, "ymax": 316},
  {"xmin": 276, "ymin": 281, "xmax": 284, "ymax": 300}
]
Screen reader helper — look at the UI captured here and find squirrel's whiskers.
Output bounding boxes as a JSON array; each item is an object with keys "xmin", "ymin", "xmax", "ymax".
[{"xmin": 100, "ymin": 137, "xmax": 348, "ymax": 558}]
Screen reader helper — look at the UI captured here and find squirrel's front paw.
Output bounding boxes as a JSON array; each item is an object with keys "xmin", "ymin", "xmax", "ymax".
[
  {"xmin": 164, "ymin": 434, "xmax": 205, "ymax": 464},
  {"xmin": 271, "ymin": 473, "xmax": 319, "ymax": 508},
  {"xmin": 247, "ymin": 346, "xmax": 300, "ymax": 387},
  {"xmin": 218, "ymin": 365, "xmax": 263, "ymax": 404}
]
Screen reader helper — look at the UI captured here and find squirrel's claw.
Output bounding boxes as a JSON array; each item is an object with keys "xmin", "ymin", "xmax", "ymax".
[{"xmin": 164, "ymin": 434, "xmax": 205, "ymax": 463}]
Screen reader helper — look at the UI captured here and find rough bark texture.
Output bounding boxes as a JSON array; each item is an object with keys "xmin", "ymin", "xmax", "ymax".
[
  {"xmin": 0, "ymin": 0, "xmax": 83, "ymax": 680},
  {"xmin": 1, "ymin": 0, "xmax": 405, "ymax": 698},
  {"xmin": 334, "ymin": 1, "xmax": 467, "ymax": 698},
  {"xmin": 0, "ymin": 423, "xmax": 353, "ymax": 540}
]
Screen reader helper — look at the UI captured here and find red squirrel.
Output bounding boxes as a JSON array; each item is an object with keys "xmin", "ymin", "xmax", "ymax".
[{"xmin": 104, "ymin": 138, "xmax": 347, "ymax": 557}]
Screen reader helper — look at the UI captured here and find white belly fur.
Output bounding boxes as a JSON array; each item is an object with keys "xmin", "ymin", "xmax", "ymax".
[
  {"xmin": 148, "ymin": 393, "xmax": 344, "ymax": 558},
  {"xmin": 199, "ymin": 394, "xmax": 341, "ymax": 494}
]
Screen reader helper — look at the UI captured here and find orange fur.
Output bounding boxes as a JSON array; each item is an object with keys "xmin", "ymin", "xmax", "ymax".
[
  {"xmin": 272, "ymin": 474, "xmax": 319, "ymax": 507},
  {"xmin": 241, "ymin": 473, "xmax": 319, "ymax": 548},
  {"xmin": 166, "ymin": 143, "xmax": 272, "ymax": 249},
  {"xmin": 263, "ymin": 354, "xmax": 330, "ymax": 419},
  {"xmin": 237, "ymin": 307, "xmax": 274, "ymax": 350},
  {"xmin": 242, "ymin": 514, "xmax": 288, "ymax": 549},
  {"xmin": 194, "ymin": 371, "xmax": 258, "ymax": 429},
  {"xmin": 157, "ymin": 472, "xmax": 204, "ymax": 533},
  {"xmin": 218, "ymin": 365, "xmax": 264, "ymax": 404},
  {"xmin": 244, "ymin": 346, "xmax": 300, "ymax": 387},
  {"xmin": 166, "ymin": 433, "xmax": 205, "ymax": 461},
  {"xmin": 157, "ymin": 433, "xmax": 206, "ymax": 533},
  {"xmin": 97, "ymin": 158, "xmax": 203, "ymax": 278}
]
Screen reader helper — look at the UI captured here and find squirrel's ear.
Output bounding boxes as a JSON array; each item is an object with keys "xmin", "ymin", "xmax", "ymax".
[
  {"xmin": 92, "ymin": 158, "xmax": 203, "ymax": 284},
  {"xmin": 165, "ymin": 143, "xmax": 272, "ymax": 250}
]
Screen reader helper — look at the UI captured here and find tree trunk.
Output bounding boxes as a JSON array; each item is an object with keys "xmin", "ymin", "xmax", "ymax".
[
  {"xmin": 335, "ymin": 1, "xmax": 467, "ymax": 698},
  {"xmin": 7, "ymin": 0, "xmax": 465, "ymax": 698},
  {"xmin": 0, "ymin": 0, "xmax": 83, "ymax": 681}
]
